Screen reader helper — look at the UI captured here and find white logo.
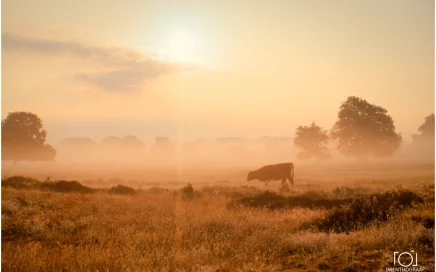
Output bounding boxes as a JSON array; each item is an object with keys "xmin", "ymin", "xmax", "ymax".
[
  {"xmin": 394, "ymin": 251, "xmax": 418, "ymax": 267},
  {"xmin": 386, "ymin": 251, "xmax": 425, "ymax": 271}
]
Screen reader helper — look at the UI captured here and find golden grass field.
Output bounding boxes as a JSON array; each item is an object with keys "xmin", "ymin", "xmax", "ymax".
[{"xmin": 1, "ymin": 163, "xmax": 435, "ymax": 271}]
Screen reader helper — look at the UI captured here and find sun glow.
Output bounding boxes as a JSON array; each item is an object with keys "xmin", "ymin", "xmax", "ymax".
[{"xmin": 168, "ymin": 30, "xmax": 196, "ymax": 64}]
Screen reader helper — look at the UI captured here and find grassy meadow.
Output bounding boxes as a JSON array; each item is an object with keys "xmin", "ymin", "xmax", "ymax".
[{"xmin": 1, "ymin": 163, "xmax": 435, "ymax": 271}]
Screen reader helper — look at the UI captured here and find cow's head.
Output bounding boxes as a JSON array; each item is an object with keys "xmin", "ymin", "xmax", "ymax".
[{"xmin": 247, "ymin": 171, "xmax": 255, "ymax": 181}]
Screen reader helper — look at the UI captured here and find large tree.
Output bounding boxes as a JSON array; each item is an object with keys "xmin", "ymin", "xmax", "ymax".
[
  {"xmin": 294, "ymin": 122, "xmax": 331, "ymax": 160},
  {"xmin": 330, "ymin": 96, "xmax": 402, "ymax": 160},
  {"xmin": 2, "ymin": 112, "xmax": 56, "ymax": 162}
]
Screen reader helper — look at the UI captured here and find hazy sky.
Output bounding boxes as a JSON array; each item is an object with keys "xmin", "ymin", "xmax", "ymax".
[{"xmin": 2, "ymin": 0, "xmax": 434, "ymax": 144}]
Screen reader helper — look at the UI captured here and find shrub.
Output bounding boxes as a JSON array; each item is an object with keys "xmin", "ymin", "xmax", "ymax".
[
  {"xmin": 318, "ymin": 262, "xmax": 331, "ymax": 270},
  {"xmin": 40, "ymin": 180, "xmax": 94, "ymax": 194},
  {"xmin": 231, "ymin": 191, "xmax": 347, "ymax": 210},
  {"xmin": 410, "ymin": 212, "xmax": 435, "ymax": 229},
  {"xmin": 232, "ymin": 191, "xmax": 288, "ymax": 209},
  {"xmin": 2, "ymin": 176, "xmax": 40, "ymax": 190},
  {"xmin": 315, "ymin": 190, "xmax": 424, "ymax": 233},
  {"xmin": 181, "ymin": 183, "xmax": 198, "ymax": 200},
  {"xmin": 108, "ymin": 185, "xmax": 136, "ymax": 195}
]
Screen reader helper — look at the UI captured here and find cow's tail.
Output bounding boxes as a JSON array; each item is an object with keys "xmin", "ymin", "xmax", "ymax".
[{"xmin": 290, "ymin": 163, "xmax": 295, "ymax": 185}]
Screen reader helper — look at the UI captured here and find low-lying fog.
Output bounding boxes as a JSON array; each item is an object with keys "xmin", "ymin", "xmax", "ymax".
[{"xmin": 2, "ymin": 136, "xmax": 434, "ymax": 188}]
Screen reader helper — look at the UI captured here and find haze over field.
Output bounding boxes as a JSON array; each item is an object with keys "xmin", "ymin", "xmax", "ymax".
[
  {"xmin": 2, "ymin": 0, "xmax": 434, "ymax": 144},
  {"xmin": 2, "ymin": 1, "xmax": 435, "ymax": 271}
]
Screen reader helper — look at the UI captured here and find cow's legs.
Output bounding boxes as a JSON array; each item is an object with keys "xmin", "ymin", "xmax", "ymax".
[
  {"xmin": 290, "ymin": 163, "xmax": 295, "ymax": 185},
  {"xmin": 281, "ymin": 178, "xmax": 286, "ymax": 186}
]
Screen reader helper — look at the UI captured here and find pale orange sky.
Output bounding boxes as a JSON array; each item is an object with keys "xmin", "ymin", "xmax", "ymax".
[{"xmin": 2, "ymin": 0, "xmax": 434, "ymax": 144}]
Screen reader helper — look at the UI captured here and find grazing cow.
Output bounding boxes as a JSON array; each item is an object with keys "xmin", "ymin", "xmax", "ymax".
[{"xmin": 247, "ymin": 163, "xmax": 294, "ymax": 185}]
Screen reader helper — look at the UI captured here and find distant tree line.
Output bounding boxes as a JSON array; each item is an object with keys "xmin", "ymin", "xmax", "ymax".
[
  {"xmin": 2, "ymin": 96, "xmax": 434, "ymax": 163},
  {"xmin": 293, "ymin": 96, "xmax": 434, "ymax": 161}
]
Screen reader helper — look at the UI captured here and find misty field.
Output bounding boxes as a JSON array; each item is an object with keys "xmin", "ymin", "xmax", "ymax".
[{"xmin": 1, "ymin": 164, "xmax": 435, "ymax": 272}]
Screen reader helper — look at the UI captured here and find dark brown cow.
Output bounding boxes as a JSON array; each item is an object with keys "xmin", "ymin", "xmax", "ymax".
[{"xmin": 247, "ymin": 163, "xmax": 294, "ymax": 185}]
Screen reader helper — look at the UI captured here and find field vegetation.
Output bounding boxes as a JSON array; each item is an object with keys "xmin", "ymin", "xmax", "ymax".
[{"xmin": 1, "ymin": 169, "xmax": 434, "ymax": 271}]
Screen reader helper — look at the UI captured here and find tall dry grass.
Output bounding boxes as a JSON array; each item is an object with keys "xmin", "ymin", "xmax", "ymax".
[{"xmin": 1, "ymin": 176, "xmax": 434, "ymax": 271}]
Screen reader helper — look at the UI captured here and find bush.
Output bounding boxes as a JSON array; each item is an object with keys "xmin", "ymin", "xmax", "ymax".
[
  {"xmin": 2, "ymin": 176, "xmax": 40, "ymax": 190},
  {"xmin": 232, "ymin": 191, "xmax": 288, "ymax": 209},
  {"xmin": 41, "ymin": 180, "xmax": 94, "ymax": 194},
  {"xmin": 181, "ymin": 183, "xmax": 199, "ymax": 200},
  {"xmin": 231, "ymin": 191, "xmax": 348, "ymax": 210},
  {"xmin": 315, "ymin": 190, "xmax": 423, "ymax": 233},
  {"xmin": 108, "ymin": 185, "xmax": 136, "ymax": 195},
  {"xmin": 2, "ymin": 177, "xmax": 95, "ymax": 194},
  {"xmin": 410, "ymin": 212, "xmax": 435, "ymax": 229}
]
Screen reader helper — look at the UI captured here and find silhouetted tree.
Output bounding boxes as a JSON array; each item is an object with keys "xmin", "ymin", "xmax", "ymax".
[
  {"xmin": 151, "ymin": 137, "xmax": 174, "ymax": 154},
  {"xmin": 411, "ymin": 113, "xmax": 434, "ymax": 160},
  {"xmin": 294, "ymin": 122, "xmax": 331, "ymax": 160},
  {"xmin": 2, "ymin": 112, "xmax": 56, "ymax": 162},
  {"xmin": 412, "ymin": 113, "xmax": 435, "ymax": 144},
  {"xmin": 331, "ymin": 96, "xmax": 402, "ymax": 160}
]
